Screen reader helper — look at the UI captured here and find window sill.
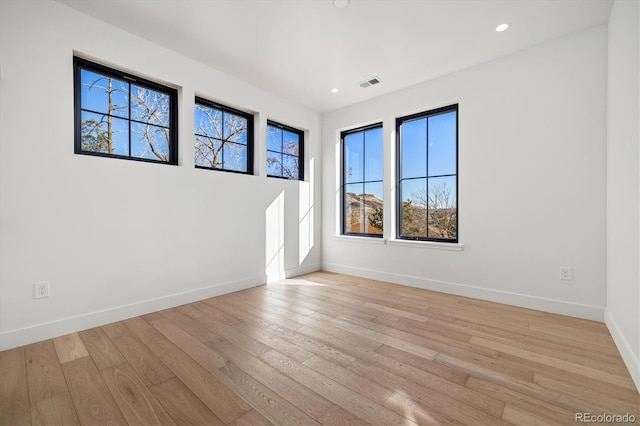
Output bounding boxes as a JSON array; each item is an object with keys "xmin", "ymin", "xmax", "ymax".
[
  {"xmin": 386, "ymin": 239, "xmax": 464, "ymax": 251},
  {"xmin": 333, "ymin": 235, "xmax": 386, "ymax": 245},
  {"xmin": 332, "ymin": 235, "xmax": 463, "ymax": 251}
]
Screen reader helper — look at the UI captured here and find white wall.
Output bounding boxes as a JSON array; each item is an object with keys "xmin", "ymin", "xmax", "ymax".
[
  {"xmin": 606, "ymin": 0, "xmax": 640, "ymax": 391},
  {"xmin": 322, "ymin": 25, "xmax": 608, "ymax": 321},
  {"xmin": 0, "ymin": 0, "xmax": 322, "ymax": 350}
]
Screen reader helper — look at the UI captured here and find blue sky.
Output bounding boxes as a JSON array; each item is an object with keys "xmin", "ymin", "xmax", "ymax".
[
  {"xmin": 401, "ymin": 111, "xmax": 457, "ymax": 205},
  {"xmin": 80, "ymin": 69, "xmax": 170, "ymax": 159},
  {"xmin": 344, "ymin": 111, "xmax": 457, "ymax": 203},
  {"xmin": 267, "ymin": 125, "xmax": 300, "ymax": 178}
]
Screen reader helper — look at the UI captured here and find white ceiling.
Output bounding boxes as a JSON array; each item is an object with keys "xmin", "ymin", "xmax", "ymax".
[{"xmin": 57, "ymin": 0, "xmax": 613, "ymax": 113}]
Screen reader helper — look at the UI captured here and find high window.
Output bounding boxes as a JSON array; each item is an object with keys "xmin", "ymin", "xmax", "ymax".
[
  {"xmin": 194, "ymin": 97, "xmax": 254, "ymax": 174},
  {"xmin": 74, "ymin": 57, "xmax": 178, "ymax": 164},
  {"xmin": 267, "ymin": 121, "xmax": 304, "ymax": 180},
  {"xmin": 397, "ymin": 104, "xmax": 458, "ymax": 242},
  {"xmin": 341, "ymin": 124, "xmax": 383, "ymax": 237}
]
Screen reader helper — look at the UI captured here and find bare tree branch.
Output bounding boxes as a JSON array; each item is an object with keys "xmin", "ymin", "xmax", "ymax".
[
  {"xmin": 407, "ymin": 182, "xmax": 457, "ymax": 238},
  {"xmin": 195, "ymin": 105, "xmax": 247, "ymax": 169}
]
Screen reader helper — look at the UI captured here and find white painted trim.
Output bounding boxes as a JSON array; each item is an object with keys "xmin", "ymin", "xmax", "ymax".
[
  {"xmin": 284, "ymin": 263, "xmax": 322, "ymax": 279},
  {"xmin": 332, "ymin": 236, "xmax": 464, "ymax": 251},
  {"xmin": 333, "ymin": 235, "xmax": 386, "ymax": 244},
  {"xmin": 386, "ymin": 239, "xmax": 464, "ymax": 251},
  {"xmin": 0, "ymin": 274, "xmax": 266, "ymax": 351},
  {"xmin": 322, "ymin": 262, "xmax": 604, "ymax": 321},
  {"xmin": 605, "ymin": 309, "xmax": 640, "ymax": 392}
]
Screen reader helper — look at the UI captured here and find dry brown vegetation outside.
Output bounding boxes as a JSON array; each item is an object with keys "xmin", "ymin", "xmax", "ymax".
[
  {"xmin": 345, "ymin": 193, "xmax": 383, "ymax": 234},
  {"xmin": 346, "ymin": 188, "xmax": 457, "ymax": 239}
]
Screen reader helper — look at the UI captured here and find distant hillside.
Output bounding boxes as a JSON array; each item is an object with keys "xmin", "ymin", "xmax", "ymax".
[
  {"xmin": 346, "ymin": 192, "xmax": 383, "ymax": 211},
  {"xmin": 345, "ymin": 193, "xmax": 383, "ymax": 234},
  {"xmin": 346, "ymin": 192, "xmax": 457, "ymax": 239}
]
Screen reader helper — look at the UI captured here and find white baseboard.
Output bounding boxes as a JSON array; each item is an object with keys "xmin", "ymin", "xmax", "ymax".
[
  {"xmin": 285, "ymin": 262, "xmax": 322, "ymax": 279},
  {"xmin": 605, "ymin": 309, "xmax": 640, "ymax": 393},
  {"xmin": 0, "ymin": 274, "xmax": 266, "ymax": 351},
  {"xmin": 322, "ymin": 262, "xmax": 604, "ymax": 321}
]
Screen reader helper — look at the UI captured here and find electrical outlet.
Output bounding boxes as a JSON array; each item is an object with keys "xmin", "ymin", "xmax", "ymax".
[
  {"xmin": 34, "ymin": 281, "xmax": 50, "ymax": 299},
  {"xmin": 560, "ymin": 267, "xmax": 573, "ymax": 281}
]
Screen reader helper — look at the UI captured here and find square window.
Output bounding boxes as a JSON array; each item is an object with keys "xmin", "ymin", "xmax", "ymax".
[
  {"xmin": 194, "ymin": 98, "xmax": 254, "ymax": 174},
  {"xmin": 74, "ymin": 57, "xmax": 177, "ymax": 165},
  {"xmin": 266, "ymin": 121, "xmax": 304, "ymax": 180}
]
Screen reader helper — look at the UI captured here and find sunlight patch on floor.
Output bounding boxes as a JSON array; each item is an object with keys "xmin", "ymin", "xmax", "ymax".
[
  {"xmin": 386, "ymin": 391, "xmax": 440, "ymax": 425},
  {"xmin": 267, "ymin": 278, "xmax": 326, "ymax": 287}
]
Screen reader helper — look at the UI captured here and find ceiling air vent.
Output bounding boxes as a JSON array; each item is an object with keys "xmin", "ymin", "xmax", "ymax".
[{"xmin": 359, "ymin": 77, "xmax": 382, "ymax": 88}]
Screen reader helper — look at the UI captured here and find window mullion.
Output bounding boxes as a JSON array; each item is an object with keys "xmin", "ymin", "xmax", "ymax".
[
  {"xmin": 221, "ymin": 111, "xmax": 226, "ymax": 168},
  {"xmin": 425, "ymin": 116, "xmax": 429, "ymax": 236},
  {"xmin": 361, "ymin": 132, "xmax": 366, "ymax": 230},
  {"xmin": 280, "ymin": 131, "xmax": 285, "ymax": 177},
  {"xmin": 342, "ymin": 134, "xmax": 346, "ymax": 235},
  {"xmin": 398, "ymin": 124, "xmax": 403, "ymax": 237},
  {"xmin": 128, "ymin": 83, "xmax": 132, "ymax": 158}
]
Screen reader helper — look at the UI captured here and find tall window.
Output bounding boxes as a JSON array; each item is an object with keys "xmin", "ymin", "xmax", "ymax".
[
  {"xmin": 194, "ymin": 97, "xmax": 254, "ymax": 174},
  {"xmin": 341, "ymin": 124, "xmax": 383, "ymax": 237},
  {"xmin": 397, "ymin": 104, "xmax": 458, "ymax": 242},
  {"xmin": 267, "ymin": 121, "xmax": 304, "ymax": 180},
  {"xmin": 74, "ymin": 57, "xmax": 178, "ymax": 164}
]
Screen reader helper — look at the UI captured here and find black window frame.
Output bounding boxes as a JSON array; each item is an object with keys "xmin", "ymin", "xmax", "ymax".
[
  {"xmin": 73, "ymin": 56, "xmax": 178, "ymax": 165},
  {"xmin": 266, "ymin": 121, "xmax": 304, "ymax": 181},
  {"xmin": 341, "ymin": 123, "xmax": 384, "ymax": 238},
  {"xmin": 396, "ymin": 104, "xmax": 459, "ymax": 243},
  {"xmin": 194, "ymin": 97, "xmax": 254, "ymax": 175}
]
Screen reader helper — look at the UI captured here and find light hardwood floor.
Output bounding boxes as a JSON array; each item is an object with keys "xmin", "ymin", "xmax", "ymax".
[{"xmin": 1, "ymin": 271, "xmax": 638, "ymax": 425}]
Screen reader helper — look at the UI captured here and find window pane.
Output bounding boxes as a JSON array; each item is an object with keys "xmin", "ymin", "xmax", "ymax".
[
  {"xmin": 283, "ymin": 130, "xmax": 299, "ymax": 155},
  {"xmin": 427, "ymin": 176, "xmax": 457, "ymax": 239},
  {"xmin": 345, "ymin": 132, "xmax": 363, "ymax": 183},
  {"xmin": 401, "ymin": 118, "xmax": 427, "ymax": 179},
  {"xmin": 195, "ymin": 135, "xmax": 220, "ymax": 168},
  {"xmin": 223, "ymin": 142, "xmax": 247, "ymax": 172},
  {"xmin": 80, "ymin": 111, "xmax": 129, "ymax": 156},
  {"xmin": 364, "ymin": 181, "xmax": 383, "ymax": 235},
  {"xmin": 267, "ymin": 126, "xmax": 282, "ymax": 152},
  {"xmin": 400, "ymin": 178, "xmax": 427, "ymax": 237},
  {"xmin": 195, "ymin": 104, "xmax": 222, "ymax": 138},
  {"xmin": 223, "ymin": 113, "xmax": 248, "ymax": 144},
  {"xmin": 131, "ymin": 122, "xmax": 170, "ymax": 161},
  {"xmin": 80, "ymin": 69, "xmax": 129, "ymax": 118},
  {"xmin": 131, "ymin": 85, "xmax": 170, "ymax": 127},
  {"xmin": 345, "ymin": 183, "xmax": 364, "ymax": 233},
  {"xmin": 428, "ymin": 111, "xmax": 456, "ymax": 176},
  {"xmin": 282, "ymin": 154, "xmax": 299, "ymax": 180},
  {"xmin": 267, "ymin": 152, "xmax": 282, "ymax": 177},
  {"xmin": 364, "ymin": 127, "xmax": 383, "ymax": 182}
]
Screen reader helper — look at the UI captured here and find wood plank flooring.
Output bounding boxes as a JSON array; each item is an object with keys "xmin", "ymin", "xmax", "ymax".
[{"xmin": 1, "ymin": 271, "xmax": 638, "ymax": 425}]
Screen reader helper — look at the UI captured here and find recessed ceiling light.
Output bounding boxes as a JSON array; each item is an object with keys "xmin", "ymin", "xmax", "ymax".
[
  {"xmin": 334, "ymin": 0, "xmax": 350, "ymax": 9},
  {"xmin": 496, "ymin": 23, "xmax": 510, "ymax": 32},
  {"xmin": 331, "ymin": 88, "xmax": 339, "ymax": 93}
]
